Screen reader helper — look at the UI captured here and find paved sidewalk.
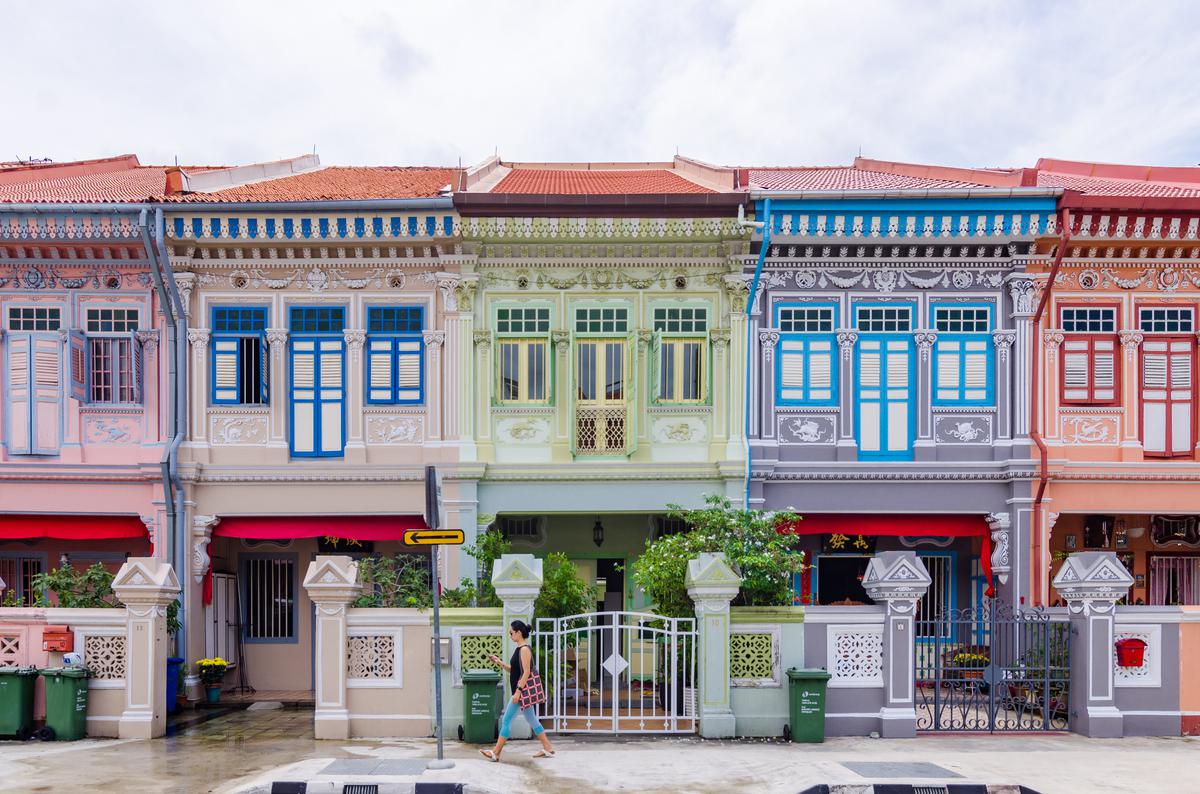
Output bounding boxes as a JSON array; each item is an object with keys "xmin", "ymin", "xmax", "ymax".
[{"xmin": 0, "ymin": 708, "xmax": 1197, "ymax": 793}]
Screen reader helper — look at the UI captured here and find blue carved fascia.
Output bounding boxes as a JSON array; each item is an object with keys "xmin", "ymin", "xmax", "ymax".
[{"xmin": 167, "ymin": 211, "xmax": 460, "ymax": 242}]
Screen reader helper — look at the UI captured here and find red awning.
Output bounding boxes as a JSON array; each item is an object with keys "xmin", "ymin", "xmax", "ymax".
[
  {"xmin": 213, "ymin": 515, "xmax": 427, "ymax": 541},
  {"xmin": 778, "ymin": 513, "xmax": 994, "ymax": 594},
  {"xmin": 0, "ymin": 514, "xmax": 149, "ymax": 540}
]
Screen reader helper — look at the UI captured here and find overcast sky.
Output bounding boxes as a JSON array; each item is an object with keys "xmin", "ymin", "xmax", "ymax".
[{"xmin": 5, "ymin": 0, "xmax": 1199, "ymax": 170}]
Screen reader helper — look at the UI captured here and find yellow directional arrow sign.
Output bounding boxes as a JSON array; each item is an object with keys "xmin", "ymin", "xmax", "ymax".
[{"xmin": 404, "ymin": 528, "xmax": 465, "ymax": 546}]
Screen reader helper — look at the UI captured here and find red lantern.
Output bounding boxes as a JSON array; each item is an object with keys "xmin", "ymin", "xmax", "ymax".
[{"xmin": 1115, "ymin": 638, "xmax": 1147, "ymax": 668}]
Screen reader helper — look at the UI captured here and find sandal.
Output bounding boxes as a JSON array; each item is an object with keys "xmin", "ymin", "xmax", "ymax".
[
  {"xmin": 533, "ymin": 749, "xmax": 556, "ymax": 758},
  {"xmin": 479, "ymin": 749, "xmax": 500, "ymax": 762}
]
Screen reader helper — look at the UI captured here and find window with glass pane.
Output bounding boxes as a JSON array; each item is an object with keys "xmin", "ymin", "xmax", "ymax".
[
  {"xmin": 7, "ymin": 306, "xmax": 61, "ymax": 331},
  {"xmin": 776, "ymin": 304, "xmax": 837, "ymax": 405},
  {"xmin": 496, "ymin": 307, "xmax": 550, "ymax": 334},
  {"xmin": 577, "ymin": 341, "xmax": 624, "ymax": 401},
  {"xmin": 366, "ymin": 307, "xmax": 424, "ymax": 404},
  {"xmin": 1061, "ymin": 307, "xmax": 1116, "ymax": 333},
  {"xmin": 212, "ymin": 307, "xmax": 268, "ymax": 405},
  {"xmin": 778, "ymin": 306, "xmax": 834, "ymax": 333},
  {"xmin": 652, "ymin": 307, "xmax": 708, "ymax": 333},
  {"xmin": 85, "ymin": 308, "xmax": 140, "ymax": 404},
  {"xmin": 289, "ymin": 306, "xmax": 345, "ymax": 334},
  {"xmin": 575, "ymin": 307, "xmax": 629, "ymax": 334},
  {"xmin": 654, "ymin": 306, "xmax": 707, "ymax": 403},
  {"xmin": 856, "ymin": 306, "xmax": 912, "ymax": 332},
  {"xmin": 498, "ymin": 340, "xmax": 547, "ymax": 403},
  {"xmin": 1139, "ymin": 307, "xmax": 1194, "ymax": 333},
  {"xmin": 933, "ymin": 306, "xmax": 992, "ymax": 404}
]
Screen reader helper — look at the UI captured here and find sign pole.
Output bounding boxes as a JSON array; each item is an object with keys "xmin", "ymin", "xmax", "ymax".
[{"xmin": 425, "ymin": 465, "xmax": 453, "ymax": 770}]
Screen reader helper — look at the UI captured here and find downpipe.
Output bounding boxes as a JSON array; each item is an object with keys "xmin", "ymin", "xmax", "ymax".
[
  {"xmin": 739, "ymin": 199, "xmax": 771, "ymax": 510},
  {"xmin": 1029, "ymin": 208, "xmax": 1071, "ymax": 607}
]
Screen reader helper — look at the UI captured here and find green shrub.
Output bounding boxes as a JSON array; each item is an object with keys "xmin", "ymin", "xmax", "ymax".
[{"xmin": 31, "ymin": 563, "xmax": 118, "ymax": 608}]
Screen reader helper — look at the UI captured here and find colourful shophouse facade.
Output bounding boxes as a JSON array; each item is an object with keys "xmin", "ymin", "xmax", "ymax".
[
  {"xmin": 0, "ymin": 156, "xmax": 173, "ymax": 602},
  {"xmin": 744, "ymin": 158, "xmax": 1062, "ymax": 615},
  {"xmin": 160, "ymin": 157, "xmax": 466, "ymax": 696},
  {"xmin": 450, "ymin": 157, "xmax": 750, "ymax": 611}
]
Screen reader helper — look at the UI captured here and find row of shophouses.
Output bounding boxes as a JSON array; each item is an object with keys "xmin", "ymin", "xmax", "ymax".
[{"xmin": 1, "ymin": 151, "xmax": 1200, "ymax": 737}]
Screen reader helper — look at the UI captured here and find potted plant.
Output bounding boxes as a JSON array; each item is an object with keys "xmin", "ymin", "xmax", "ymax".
[
  {"xmin": 197, "ymin": 658, "xmax": 229, "ymax": 703},
  {"xmin": 951, "ymin": 651, "xmax": 989, "ymax": 679}
]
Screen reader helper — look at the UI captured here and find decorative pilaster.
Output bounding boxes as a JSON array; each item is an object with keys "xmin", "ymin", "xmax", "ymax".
[
  {"xmin": 709, "ymin": 327, "xmax": 731, "ymax": 445},
  {"xmin": 836, "ymin": 329, "xmax": 858, "ymax": 459},
  {"xmin": 686, "ymin": 552, "xmax": 742, "ymax": 738},
  {"xmin": 191, "ymin": 515, "xmax": 220, "ymax": 584},
  {"xmin": 1119, "ymin": 331, "xmax": 1145, "ymax": 448},
  {"xmin": 136, "ymin": 330, "xmax": 162, "ymax": 441},
  {"xmin": 553, "ymin": 330, "xmax": 571, "ymax": 446},
  {"xmin": 1052, "ymin": 552, "xmax": 1135, "ymax": 738},
  {"xmin": 862, "ymin": 551, "xmax": 932, "ymax": 738},
  {"xmin": 187, "ymin": 329, "xmax": 210, "ymax": 444},
  {"xmin": 473, "ymin": 330, "xmax": 493, "ymax": 443},
  {"xmin": 992, "ymin": 329, "xmax": 1018, "ymax": 441},
  {"xmin": 265, "ymin": 329, "xmax": 288, "ymax": 446},
  {"xmin": 726, "ymin": 310, "xmax": 748, "ymax": 460},
  {"xmin": 985, "ymin": 512, "xmax": 1012, "ymax": 587},
  {"xmin": 1009, "ymin": 277, "xmax": 1036, "ymax": 437},
  {"xmin": 492, "ymin": 554, "xmax": 543, "ymax": 739},
  {"xmin": 913, "ymin": 330, "xmax": 937, "ymax": 453},
  {"xmin": 113, "ymin": 558, "xmax": 181, "ymax": 739},
  {"xmin": 343, "ymin": 330, "xmax": 367, "ymax": 457},
  {"xmin": 422, "ymin": 330, "xmax": 445, "ymax": 440},
  {"xmin": 757, "ymin": 329, "xmax": 780, "ymax": 440},
  {"xmin": 173, "ymin": 272, "xmax": 196, "ymax": 320},
  {"xmin": 303, "ymin": 556, "xmax": 363, "ymax": 740}
]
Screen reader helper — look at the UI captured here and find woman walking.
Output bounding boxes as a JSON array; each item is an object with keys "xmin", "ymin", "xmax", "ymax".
[{"xmin": 480, "ymin": 620, "xmax": 556, "ymax": 762}]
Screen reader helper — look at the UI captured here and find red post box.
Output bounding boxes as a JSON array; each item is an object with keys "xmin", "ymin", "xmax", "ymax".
[
  {"xmin": 42, "ymin": 625, "xmax": 74, "ymax": 653},
  {"xmin": 1115, "ymin": 637, "xmax": 1147, "ymax": 668}
]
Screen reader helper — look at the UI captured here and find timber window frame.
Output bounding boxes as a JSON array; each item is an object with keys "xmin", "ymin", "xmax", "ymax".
[
  {"xmin": 1060, "ymin": 305, "xmax": 1119, "ymax": 405},
  {"xmin": 211, "ymin": 306, "xmax": 269, "ymax": 405},
  {"xmin": 84, "ymin": 306, "xmax": 141, "ymax": 405},
  {"xmin": 652, "ymin": 304, "xmax": 708, "ymax": 405},
  {"xmin": 932, "ymin": 303, "xmax": 994, "ymax": 405},
  {"xmin": 366, "ymin": 306, "xmax": 424, "ymax": 405},
  {"xmin": 775, "ymin": 302, "xmax": 837, "ymax": 406},
  {"xmin": 288, "ymin": 305, "xmax": 346, "ymax": 458},
  {"xmin": 495, "ymin": 304, "xmax": 551, "ymax": 405}
]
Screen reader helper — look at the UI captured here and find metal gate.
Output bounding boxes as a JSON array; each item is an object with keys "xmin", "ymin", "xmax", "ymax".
[
  {"xmin": 915, "ymin": 599, "xmax": 1070, "ymax": 732},
  {"xmin": 534, "ymin": 611, "xmax": 697, "ymax": 734}
]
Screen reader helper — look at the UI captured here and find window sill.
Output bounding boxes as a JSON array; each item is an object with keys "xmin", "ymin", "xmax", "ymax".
[
  {"xmin": 776, "ymin": 406, "xmax": 839, "ymax": 414},
  {"xmin": 648, "ymin": 404, "xmax": 713, "ymax": 414},
  {"xmin": 1058, "ymin": 406, "xmax": 1124, "ymax": 414},
  {"xmin": 363, "ymin": 406, "xmax": 427, "ymax": 415},
  {"xmin": 931, "ymin": 405, "xmax": 998, "ymax": 414},
  {"xmin": 79, "ymin": 406, "xmax": 144, "ymax": 415},
  {"xmin": 208, "ymin": 405, "xmax": 270, "ymax": 415}
]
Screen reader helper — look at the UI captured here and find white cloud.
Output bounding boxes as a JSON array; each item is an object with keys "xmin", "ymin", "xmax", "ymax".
[{"xmin": 2, "ymin": 0, "xmax": 1198, "ymax": 169}]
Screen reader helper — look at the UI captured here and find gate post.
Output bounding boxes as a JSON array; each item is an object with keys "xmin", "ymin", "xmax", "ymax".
[
  {"xmin": 1052, "ymin": 552, "xmax": 1134, "ymax": 738},
  {"xmin": 492, "ymin": 554, "xmax": 544, "ymax": 739},
  {"xmin": 862, "ymin": 551, "xmax": 932, "ymax": 738},
  {"xmin": 303, "ymin": 555, "xmax": 362, "ymax": 740},
  {"xmin": 112, "ymin": 557, "xmax": 181, "ymax": 740},
  {"xmin": 686, "ymin": 552, "xmax": 741, "ymax": 739}
]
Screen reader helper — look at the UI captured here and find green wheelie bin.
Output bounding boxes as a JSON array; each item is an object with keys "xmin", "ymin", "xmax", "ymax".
[
  {"xmin": 784, "ymin": 668, "xmax": 831, "ymax": 743},
  {"xmin": 458, "ymin": 669, "xmax": 502, "ymax": 743},
  {"xmin": 0, "ymin": 667, "xmax": 38, "ymax": 740},
  {"xmin": 38, "ymin": 668, "xmax": 90, "ymax": 741}
]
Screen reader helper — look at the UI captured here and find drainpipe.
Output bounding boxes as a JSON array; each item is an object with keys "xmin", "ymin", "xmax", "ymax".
[
  {"xmin": 139, "ymin": 209, "xmax": 187, "ymax": 657},
  {"xmin": 739, "ymin": 199, "xmax": 772, "ymax": 510},
  {"xmin": 1029, "ymin": 208, "xmax": 1071, "ymax": 607}
]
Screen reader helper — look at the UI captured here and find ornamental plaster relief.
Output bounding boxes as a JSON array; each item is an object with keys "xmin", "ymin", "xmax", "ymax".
[
  {"xmin": 1055, "ymin": 266, "xmax": 1200, "ymax": 292},
  {"xmin": 85, "ymin": 417, "xmax": 141, "ymax": 445},
  {"xmin": 651, "ymin": 416, "xmax": 708, "ymax": 444},
  {"xmin": 210, "ymin": 416, "xmax": 269, "ymax": 445},
  {"xmin": 0, "ymin": 264, "xmax": 153, "ymax": 290},
  {"xmin": 777, "ymin": 266, "xmax": 1007, "ymax": 294},
  {"xmin": 478, "ymin": 267, "xmax": 734, "ymax": 291},
  {"xmin": 366, "ymin": 415, "xmax": 424, "ymax": 444},
  {"xmin": 184, "ymin": 267, "xmax": 440, "ymax": 292},
  {"xmin": 1059, "ymin": 415, "xmax": 1120, "ymax": 444},
  {"xmin": 495, "ymin": 416, "xmax": 551, "ymax": 445},
  {"xmin": 934, "ymin": 415, "xmax": 992, "ymax": 444},
  {"xmin": 777, "ymin": 415, "xmax": 836, "ymax": 445}
]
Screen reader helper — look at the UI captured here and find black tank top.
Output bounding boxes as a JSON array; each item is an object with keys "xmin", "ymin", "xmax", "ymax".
[{"xmin": 510, "ymin": 644, "xmax": 528, "ymax": 693}]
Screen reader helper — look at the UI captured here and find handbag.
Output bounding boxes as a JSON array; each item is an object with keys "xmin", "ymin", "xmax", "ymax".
[{"xmin": 517, "ymin": 667, "xmax": 546, "ymax": 708}]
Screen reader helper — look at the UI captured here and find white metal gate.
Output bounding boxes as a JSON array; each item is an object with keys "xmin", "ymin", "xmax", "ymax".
[{"xmin": 534, "ymin": 611, "xmax": 697, "ymax": 734}]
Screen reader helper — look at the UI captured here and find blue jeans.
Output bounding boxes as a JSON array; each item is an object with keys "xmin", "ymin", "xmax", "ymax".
[{"xmin": 499, "ymin": 700, "xmax": 545, "ymax": 739}]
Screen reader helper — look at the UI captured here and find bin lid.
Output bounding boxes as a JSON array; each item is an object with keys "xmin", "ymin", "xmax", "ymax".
[
  {"xmin": 0, "ymin": 666, "xmax": 38, "ymax": 676},
  {"xmin": 461, "ymin": 669, "xmax": 502, "ymax": 682},
  {"xmin": 39, "ymin": 667, "xmax": 90, "ymax": 678},
  {"xmin": 786, "ymin": 668, "xmax": 832, "ymax": 681}
]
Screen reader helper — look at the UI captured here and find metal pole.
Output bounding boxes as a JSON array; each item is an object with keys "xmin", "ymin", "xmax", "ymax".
[{"xmin": 426, "ymin": 465, "xmax": 453, "ymax": 770}]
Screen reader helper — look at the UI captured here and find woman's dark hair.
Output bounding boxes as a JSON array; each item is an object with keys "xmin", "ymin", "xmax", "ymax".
[{"xmin": 510, "ymin": 620, "xmax": 532, "ymax": 639}]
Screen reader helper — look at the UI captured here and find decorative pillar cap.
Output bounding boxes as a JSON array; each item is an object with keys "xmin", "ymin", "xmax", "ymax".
[
  {"xmin": 491, "ymin": 554, "xmax": 543, "ymax": 594},
  {"xmin": 302, "ymin": 555, "xmax": 362, "ymax": 603},
  {"xmin": 862, "ymin": 551, "xmax": 932, "ymax": 601},
  {"xmin": 1051, "ymin": 552, "xmax": 1134, "ymax": 603},
  {"xmin": 112, "ymin": 558, "xmax": 181, "ymax": 606},
  {"xmin": 685, "ymin": 552, "xmax": 741, "ymax": 599}
]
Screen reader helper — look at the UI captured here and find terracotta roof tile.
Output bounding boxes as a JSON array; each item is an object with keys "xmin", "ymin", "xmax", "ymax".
[
  {"xmin": 1037, "ymin": 170, "xmax": 1200, "ymax": 198},
  {"xmin": 164, "ymin": 166, "xmax": 457, "ymax": 202},
  {"xmin": 0, "ymin": 166, "xmax": 169, "ymax": 203},
  {"xmin": 748, "ymin": 166, "xmax": 986, "ymax": 191},
  {"xmin": 490, "ymin": 168, "xmax": 714, "ymax": 195}
]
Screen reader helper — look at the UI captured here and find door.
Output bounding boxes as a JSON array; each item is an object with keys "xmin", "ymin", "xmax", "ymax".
[
  {"xmin": 1142, "ymin": 338, "xmax": 1194, "ymax": 457},
  {"xmin": 856, "ymin": 337, "xmax": 913, "ymax": 458},
  {"xmin": 576, "ymin": 340, "xmax": 627, "ymax": 454},
  {"xmin": 290, "ymin": 337, "xmax": 345, "ymax": 456}
]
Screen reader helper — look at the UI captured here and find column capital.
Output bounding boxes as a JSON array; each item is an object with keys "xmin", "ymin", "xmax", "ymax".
[
  {"xmin": 913, "ymin": 330, "xmax": 938, "ymax": 361},
  {"xmin": 992, "ymin": 328, "xmax": 1018, "ymax": 362},
  {"xmin": 135, "ymin": 329, "xmax": 160, "ymax": 352},
  {"xmin": 1043, "ymin": 329, "xmax": 1065, "ymax": 356},
  {"xmin": 473, "ymin": 329, "xmax": 492, "ymax": 350},
  {"xmin": 836, "ymin": 329, "xmax": 859, "ymax": 361},
  {"xmin": 985, "ymin": 512, "xmax": 1013, "ymax": 586},
  {"xmin": 1119, "ymin": 330, "xmax": 1144, "ymax": 355},
  {"xmin": 343, "ymin": 329, "xmax": 367, "ymax": 351},
  {"xmin": 758, "ymin": 329, "xmax": 780, "ymax": 363},
  {"xmin": 423, "ymin": 330, "xmax": 446, "ymax": 349},
  {"xmin": 709, "ymin": 327, "xmax": 732, "ymax": 351},
  {"xmin": 192, "ymin": 515, "xmax": 220, "ymax": 584},
  {"xmin": 552, "ymin": 330, "xmax": 571, "ymax": 353},
  {"xmin": 186, "ymin": 328, "xmax": 210, "ymax": 351},
  {"xmin": 266, "ymin": 328, "xmax": 289, "ymax": 350},
  {"xmin": 1009, "ymin": 277, "xmax": 1037, "ymax": 317}
]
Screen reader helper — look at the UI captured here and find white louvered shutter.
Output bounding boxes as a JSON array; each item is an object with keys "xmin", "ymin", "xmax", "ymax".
[
  {"xmin": 1142, "ymin": 339, "xmax": 1194, "ymax": 456},
  {"xmin": 858, "ymin": 340, "xmax": 882, "ymax": 452},
  {"xmin": 963, "ymin": 340, "xmax": 989, "ymax": 401},
  {"xmin": 317, "ymin": 340, "xmax": 344, "ymax": 454},
  {"xmin": 290, "ymin": 340, "xmax": 317, "ymax": 454},
  {"xmin": 395, "ymin": 338, "xmax": 422, "ymax": 403},
  {"xmin": 778, "ymin": 339, "xmax": 806, "ymax": 401},
  {"xmin": 807, "ymin": 339, "xmax": 833, "ymax": 402},
  {"xmin": 936, "ymin": 340, "xmax": 961, "ymax": 401},
  {"xmin": 368, "ymin": 339, "xmax": 393, "ymax": 402},
  {"xmin": 6, "ymin": 335, "xmax": 32, "ymax": 454},
  {"xmin": 213, "ymin": 339, "xmax": 240, "ymax": 403},
  {"xmin": 1092, "ymin": 339, "xmax": 1116, "ymax": 401},
  {"xmin": 30, "ymin": 335, "xmax": 63, "ymax": 454},
  {"xmin": 1062, "ymin": 339, "xmax": 1092, "ymax": 401},
  {"xmin": 884, "ymin": 340, "xmax": 910, "ymax": 452}
]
